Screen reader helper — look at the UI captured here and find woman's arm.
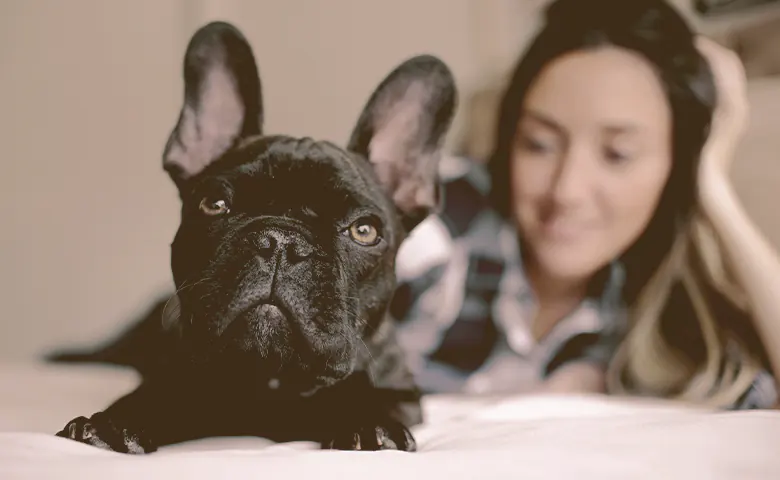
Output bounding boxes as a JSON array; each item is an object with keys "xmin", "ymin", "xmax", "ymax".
[
  {"xmin": 696, "ymin": 37, "xmax": 780, "ymax": 378},
  {"xmin": 542, "ymin": 361, "xmax": 606, "ymax": 393},
  {"xmin": 699, "ymin": 170, "xmax": 780, "ymax": 377}
]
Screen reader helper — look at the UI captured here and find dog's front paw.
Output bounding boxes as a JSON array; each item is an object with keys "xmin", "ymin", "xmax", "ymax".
[
  {"xmin": 323, "ymin": 419, "xmax": 416, "ymax": 452},
  {"xmin": 55, "ymin": 412, "xmax": 156, "ymax": 454}
]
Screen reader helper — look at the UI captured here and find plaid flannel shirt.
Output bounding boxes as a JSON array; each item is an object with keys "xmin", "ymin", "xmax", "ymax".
[{"xmin": 390, "ymin": 155, "xmax": 776, "ymax": 409}]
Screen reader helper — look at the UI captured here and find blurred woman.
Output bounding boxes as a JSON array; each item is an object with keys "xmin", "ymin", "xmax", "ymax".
[{"xmin": 393, "ymin": 0, "xmax": 779, "ymax": 409}]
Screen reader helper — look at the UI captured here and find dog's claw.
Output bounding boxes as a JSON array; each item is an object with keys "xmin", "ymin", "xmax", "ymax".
[
  {"xmin": 323, "ymin": 420, "xmax": 416, "ymax": 452},
  {"xmin": 56, "ymin": 412, "xmax": 155, "ymax": 454}
]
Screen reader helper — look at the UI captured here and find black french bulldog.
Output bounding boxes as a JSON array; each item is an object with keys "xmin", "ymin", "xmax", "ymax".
[{"xmin": 54, "ymin": 21, "xmax": 456, "ymax": 453}]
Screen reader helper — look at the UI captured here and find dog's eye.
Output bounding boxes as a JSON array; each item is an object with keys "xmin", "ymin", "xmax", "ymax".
[
  {"xmin": 199, "ymin": 198, "xmax": 230, "ymax": 216},
  {"xmin": 347, "ymin": 221, "xmax": 380, "ymax": 246}
]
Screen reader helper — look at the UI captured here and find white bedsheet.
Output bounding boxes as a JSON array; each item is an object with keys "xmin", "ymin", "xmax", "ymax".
[{"xmin": 0, "ymin": 362, "xmax": 778, "ymax": 479}]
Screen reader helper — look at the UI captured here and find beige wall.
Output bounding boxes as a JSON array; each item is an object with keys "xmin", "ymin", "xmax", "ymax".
[
  {"xmin": 2, "ymin": 0, "xmax": 780, "ymax": 361},
  {"xmin": 1, "ymin": 1, "xmax": 188, "ymax": 360}
]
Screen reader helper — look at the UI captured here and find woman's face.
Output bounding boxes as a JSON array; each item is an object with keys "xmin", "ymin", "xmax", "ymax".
[{"xmin": 512, "ymin": 46, "xmax": 673, "ymax": 282}]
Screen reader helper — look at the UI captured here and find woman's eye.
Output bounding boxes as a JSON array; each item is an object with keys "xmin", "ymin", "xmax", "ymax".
[
  {"xmin": 518, "ymin": 134, "xmax": 554, "ymax": 155},
  {"xmin": 604, "ymin": 147, "xmax": 631, "ymax": 164},
  {"xmin": 199, "ymin": 197, "xmax": 230, "ymax": 216}
]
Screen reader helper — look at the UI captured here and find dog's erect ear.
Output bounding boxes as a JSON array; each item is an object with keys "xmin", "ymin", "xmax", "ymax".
[
  {"xmin": 347, "ymin": 55, "xmax": 457, "ymax": 231},
  {"xmin": 163, "ymin": 21, "xmax": 263, "ymax": 190}
]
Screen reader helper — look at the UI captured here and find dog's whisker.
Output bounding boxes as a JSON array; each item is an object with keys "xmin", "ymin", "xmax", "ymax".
[
  {"xmin": 358, "ymin": 339, "xmax": 377, "ymax": 384},
  {"xmin": 160, "ymin": 277, "xmax": 212, "ymax": 327}
]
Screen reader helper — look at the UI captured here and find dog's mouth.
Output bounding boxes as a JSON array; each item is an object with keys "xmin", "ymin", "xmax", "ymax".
[
  {"xmin": 218, "ymin": 299, "xmax": 289, "ymax": 346},
  {"xmin": 210, "ymin": 295, "xmax": 357, "ymax": 392},
  {"xmin": 242, "ymin": 301, "xmax": 288, "ymax": 327},
  {"xmin": 246, "ymin": 302, "xmax": 287, "ymax": 330},
  {"xmin": 220, "ymin": 292, "xmax": 291, "ymax": 332}
]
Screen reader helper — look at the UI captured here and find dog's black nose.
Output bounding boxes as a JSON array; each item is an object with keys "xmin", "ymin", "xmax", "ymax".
[{"xmin": 255, "ymin": 229, "xmax": 313, "ymax": 264}]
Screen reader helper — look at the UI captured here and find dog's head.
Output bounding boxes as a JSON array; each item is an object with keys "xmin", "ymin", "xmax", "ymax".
[{"xmin": 161, "ymin": 22, "xmax": 456, "ymax": 394}]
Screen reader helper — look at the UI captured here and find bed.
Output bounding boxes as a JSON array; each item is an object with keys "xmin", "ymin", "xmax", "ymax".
[{"xmin": 0, "ymin": 362, "xmax": 778, "ymax": 479}]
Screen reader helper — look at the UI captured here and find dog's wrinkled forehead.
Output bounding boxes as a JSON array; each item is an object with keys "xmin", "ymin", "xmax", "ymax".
[{"xmin": 192, "ymin": 135, "xmax": 393, "ymax": 219}]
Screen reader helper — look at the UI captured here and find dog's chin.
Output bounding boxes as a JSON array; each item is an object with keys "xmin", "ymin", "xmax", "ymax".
[
  {"xmin": 256, "ymin": 361, "xmax": 355, "ymax": 398},
  {"xmin": 211, "ymin": 303, "xmax": 357, "ymax": 395},
  {"xmin": 223, "ymin": 302, "xmax": 290, "ymax": 353}
]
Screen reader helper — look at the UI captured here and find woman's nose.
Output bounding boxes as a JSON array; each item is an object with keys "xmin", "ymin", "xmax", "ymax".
[{"xmin": 549, "ymin": 145, "xmax": 593, "ymax": 207}]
